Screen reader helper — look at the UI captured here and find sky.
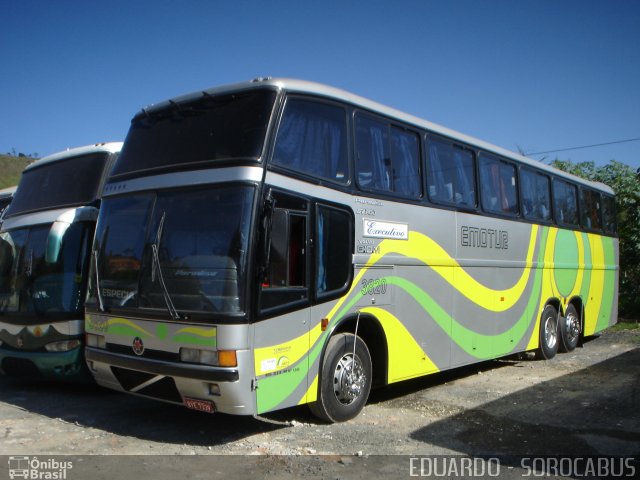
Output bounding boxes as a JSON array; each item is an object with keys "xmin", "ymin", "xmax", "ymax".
[{"xmin": 1, "ymin": 0, "xmax": 639, "ymax": 170}]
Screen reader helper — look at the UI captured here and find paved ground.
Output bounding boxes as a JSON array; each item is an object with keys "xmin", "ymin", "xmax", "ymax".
[{"xmin": 0, "ymin": 327, "xmax": 638, "ymax": 478}]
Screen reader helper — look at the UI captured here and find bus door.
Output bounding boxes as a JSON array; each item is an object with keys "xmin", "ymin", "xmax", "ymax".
[{"xmin": 253, "ymin": 190, "xmax": 311, "ymax": 414}]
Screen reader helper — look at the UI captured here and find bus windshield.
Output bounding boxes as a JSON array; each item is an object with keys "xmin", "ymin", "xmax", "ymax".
[
  {"xmin": 0, "ymin": 222, "xmax": 93, "ymax": 319},
  {"xmin": 6, "ymin": 153, "xmax": 109, "ymax": 217},
  {"xmin": 90, "ymin": 186, "xmax": 254, "ymax": 317},
  {"xmin": 111, "ymin": 90, "xmax": 276, "ymax": 178}
]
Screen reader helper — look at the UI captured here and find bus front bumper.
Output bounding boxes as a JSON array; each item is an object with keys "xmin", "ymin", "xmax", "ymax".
[
  {"xmin": 85, "ymin": 347, "xmax": 255, "ymax": 415},
  {"xmin": 0, "ymin": 345, "xmax": 92, "ymax": 382}
]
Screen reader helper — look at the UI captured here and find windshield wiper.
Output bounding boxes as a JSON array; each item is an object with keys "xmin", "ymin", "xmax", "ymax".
[
  {"xmin": 151, "ymin": 212, "xmax": 180, "ymax": 320},
  {"xmin": 93, "ymin": 250, "xmax": 105, "ymax": 312}
]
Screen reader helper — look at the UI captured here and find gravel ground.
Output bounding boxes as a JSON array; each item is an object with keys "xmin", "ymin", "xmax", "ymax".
[{"xmin": 1, "ymin": 327, "xmax": 638, "ymax": 478}]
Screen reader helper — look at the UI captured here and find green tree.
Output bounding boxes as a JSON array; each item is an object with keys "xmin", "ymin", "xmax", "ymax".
[{"xmin": 551, "ymin": 159, "xmax": 640, "ymax": 319}]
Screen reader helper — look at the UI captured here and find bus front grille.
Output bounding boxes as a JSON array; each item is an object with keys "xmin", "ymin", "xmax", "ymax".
[{"xmin": 110, "ymin": 366, "xmax": 183, "ymax": 403}]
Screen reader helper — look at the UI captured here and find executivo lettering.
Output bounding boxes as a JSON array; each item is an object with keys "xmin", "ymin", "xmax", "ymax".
[{"xmin": 363, "ymin": 219, "xmax": 408, "ymax": 240}]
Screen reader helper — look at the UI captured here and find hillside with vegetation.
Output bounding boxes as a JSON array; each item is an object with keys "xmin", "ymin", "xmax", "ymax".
[{"xmin": 0, "ymin": 154, "xmax": 33, "ymax": 189}]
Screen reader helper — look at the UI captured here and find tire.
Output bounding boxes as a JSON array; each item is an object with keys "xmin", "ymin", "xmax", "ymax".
[
  {"xmin": 536, "ymin": 304, "xmax": 559, "ymax": 360},
  {"xmin": 309, "ymin": 333, "xmax": 372, "ymax": 423},
  {"xmin": 559, "ymin": 304, "xmax": 580, "ymax": 352}
]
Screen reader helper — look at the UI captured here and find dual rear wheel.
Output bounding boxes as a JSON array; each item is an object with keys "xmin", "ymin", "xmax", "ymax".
[{"xmin": 537, "ymin": 303, "xmax": 581, "ymax": 360}]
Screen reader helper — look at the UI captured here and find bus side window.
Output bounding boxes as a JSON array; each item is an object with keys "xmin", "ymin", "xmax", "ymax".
[
  {"xmin": 356, "ymin": 115, "xmax": 423, "ymax": 200},
  {"xmin": 272, "ymin": 98, "xmax": 349, "ymax": 184},
  {"xmin": 479, "ymin": 154, "xmax": 518, "ymax": 216},
  {"xmin": 602, "ymin": 195, "xmax": 617, "ymax": 234},
  {"xmin": 580, "ymin": 188, "xmax": 602, "ymax": 231},
  {"xmin": 427, "ymin": 139, "xmax": 476, "ymax": 208},
  {"xmin": 390, "ymin": 127, "xmax": 421, "ymax": 198},
  {"xmin": 316, "ymin": 205, "xmax": 352, "ymax": 300},
  {"xmin": 553, "ymin": 180, "xmax": 579, "ymax": 227},
  {"xmin": 260, "ymin": 198, "xmax": 309, "ymax": 312},
  {"xmin": 521, "ymin": 168, "xmax": 551, "ymax": 222}
]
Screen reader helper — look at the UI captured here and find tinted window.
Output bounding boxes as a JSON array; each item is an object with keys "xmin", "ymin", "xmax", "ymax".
[
  {"xmin": 273, "ymin": 99, "xmax": 349, "ymax": 183},
  {"xmin": 91, "ymin": 194, "xmax": 154, "ymax": 309},
  {"xmin": 0, "ymin": 223, "xmax": 93, "ymax": 318},
  {"xmin": 390, "ymin": 127, "xmax": 421, "ymax": 198},
  {"xmin": 356, "ymin": 115, "xmax": 421, "ymax": 198},
  {"xmin": 580, "ymin": 188, "xmax": 602, "ymax": 231},
  {"xmin": 112, "ymin": 90, "xmax": 276, "ymax": 178},
  {"xmin": 316, "ymin": 205, "xmax": 352, "ymax": 297},
  {"xmin": 91, "ymin": 187, "xmax": 254, "ymax": 315},
  {"xmin": 521, "ymin": 169, "xmax": 551, "ymax": 221},
  {"xmin": 260, "ymin": 193, "xmax": 309, "ymax": 312},
  {"xmin": 479, "ymin": 154, "xmax": 518, "ymax": 215},
  {"xmin": 139, "ymin": 188, "xmax": 253, "ymax": 314},
  {"xmin": 602, "ymin": 195, "xmax": 617, "ymax": 234},
  {"xmin": 7, "ymin": 153, "xmax": 109, "ymax": 217},
  {"xmin": 426, "ymin": 139, "xmax": 476, "ymax": 207},
  {"xmin": 553, "ymin": 180, "xmax": 579, "ymax": 226}
]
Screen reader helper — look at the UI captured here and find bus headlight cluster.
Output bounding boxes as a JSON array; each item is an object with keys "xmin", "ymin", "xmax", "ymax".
[
  {"xmin": 86, "ymin": 333, "xmax": 106, "ymax": 349},
  {"xmin": 179, "ymin": 347, "xmax": 237, "ymax": 367},
  {"xmin": 45, "ymin": 339, "xmax": 81, "ymax": 352}
]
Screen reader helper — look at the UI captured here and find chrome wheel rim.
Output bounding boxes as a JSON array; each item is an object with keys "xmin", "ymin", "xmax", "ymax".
[
  {"xmin": 333, "ymin": 353, "xmax": 366, "ymax": 405},
  {"xmin": 565, "ymin": 312, "xmax": 580, "ymax": 343},
  {"xmin": 544, "ymin": 315, "xmax": 558, "ymax": 349}
]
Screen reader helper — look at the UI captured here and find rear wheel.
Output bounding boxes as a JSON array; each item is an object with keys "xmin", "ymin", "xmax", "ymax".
[
  {"xmin": 310, "ymin": 333, "xmax": 372, "ymax": 423},
  {"xmin": 559, "ymin": 304, "xmax": 580, "ymax": 352},
  {"xmin": 536, "ymin": 304, "xmax": 559, "ymax": 360}
]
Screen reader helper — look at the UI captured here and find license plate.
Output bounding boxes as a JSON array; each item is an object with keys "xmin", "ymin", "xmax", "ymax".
[{"xmin": 183, "ymin": 397, "xmax": 216, "ymax": 413}]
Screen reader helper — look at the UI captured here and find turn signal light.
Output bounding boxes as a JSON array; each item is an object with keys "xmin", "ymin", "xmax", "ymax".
[{"xmin": 217, "ymin": 350, "xmax": 237, "ymax": 367}]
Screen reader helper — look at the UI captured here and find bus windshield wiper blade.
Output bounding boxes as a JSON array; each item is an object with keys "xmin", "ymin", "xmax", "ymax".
[
  {"xmin": 93, "ymin": 250, "xmax": 105, "ymax": 312},
  {"xmin": 152, "ymin": 212, "xmax": 180, "ymax": 320}
]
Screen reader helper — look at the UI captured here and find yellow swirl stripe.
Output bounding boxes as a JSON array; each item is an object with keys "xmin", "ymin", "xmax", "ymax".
[
  {"xmin": 107, "ymin": 318, "xmax": 153, "ymax": 337},
  {"xmin": 174, "ymin": 326, "xmax": 217, "ymax": 338},
  {"xmin": 360, "ymin": 306, "xmax": 439, "ymax": 382},
  {"xmin": 363, "ymin": 226, "xmax": 538, "ymax": 312},
  {"xmin": 584, "ymin": 234, "xmax": 605, "ymax": 336}
]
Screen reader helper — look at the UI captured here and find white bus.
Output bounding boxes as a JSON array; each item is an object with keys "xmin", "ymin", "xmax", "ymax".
[
  {"xmin": 84, "ymin": 79, "xmax": 617, "ymax": 422},
  {"xmin": 0, "ymin": 143, "xmax": 121, "ymax": 381}
]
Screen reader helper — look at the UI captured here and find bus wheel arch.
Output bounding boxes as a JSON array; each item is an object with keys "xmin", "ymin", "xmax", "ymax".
[
  {"xmin": 309, "ymin": 332, "xmax": 372, "ymax": 423},
  {"xmin": 329, "ymin": 314, "xmax": 388, "ymax": 389},
  {"xmin": 559, "ymin": 298, "xmax": 582, "ymax": 352},
  {"xmin": 310, "ymin": 314, "xmax": 387, "ymax": 423},
  {"xmin": 536, "ymin": 302, "xmax": 560, "ymax": 360}
]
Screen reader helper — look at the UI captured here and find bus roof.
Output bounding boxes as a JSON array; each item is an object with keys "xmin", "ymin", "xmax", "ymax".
[
  {"xmin": 138, "ymin": 78, "xmax": 613, "ymax": 195},
  {"xmin": 25, "ymin": 142, "xmax": 123, "ymax": 172}
]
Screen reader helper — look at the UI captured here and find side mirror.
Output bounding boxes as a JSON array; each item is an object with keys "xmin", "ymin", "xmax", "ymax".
[{"xmin": 259, "ymin": 190, "xmax": 275, "ymax": 280}]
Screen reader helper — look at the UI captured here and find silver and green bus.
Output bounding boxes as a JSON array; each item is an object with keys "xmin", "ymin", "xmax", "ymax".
[
  {"xmin": 84, "ymin": 78, "xmax": 618, "ymax": 422},
  {"xmin": 0, "ymin": 143, "xmax": 121, "ymax": 381}
]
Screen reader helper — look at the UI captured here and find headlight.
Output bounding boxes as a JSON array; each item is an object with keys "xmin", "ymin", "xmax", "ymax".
[
  {"xmin": 179, "ymin": 348, "xmax": 237, "ymax": 367},
  {"xmin": 45, "ymin": 339, "xmax": 81, "ymax": 352}
]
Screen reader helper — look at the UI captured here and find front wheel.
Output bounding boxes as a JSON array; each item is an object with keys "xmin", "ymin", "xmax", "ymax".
[
  {"xmin": 559, "ymin": 304, "xmax": 581, "ymax": 352},
  {"xmin": 310, "ymin": 333, "xmax": 372, "ymax": 423},
  {"xmin": 536, "ymin": 304, "xmax": 559, "ymax": 360}
]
